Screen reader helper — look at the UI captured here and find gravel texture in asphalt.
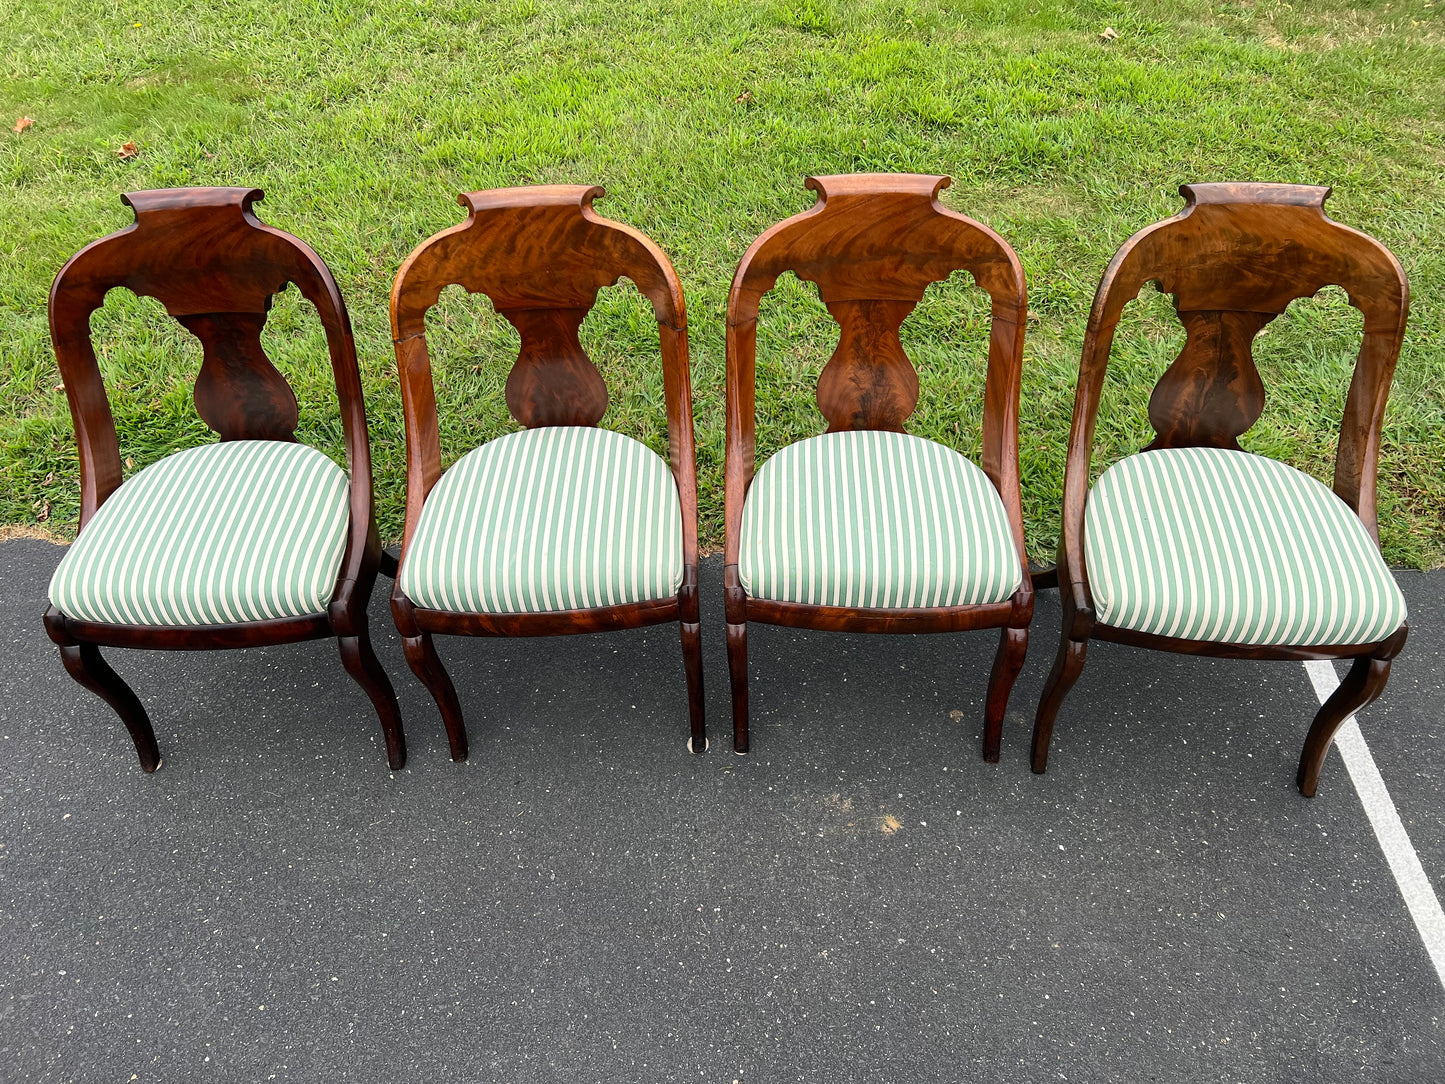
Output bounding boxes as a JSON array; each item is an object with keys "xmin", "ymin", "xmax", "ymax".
[{"xmin": 2, "ymin": 540, "xmax": 1441, "ymax": 1082}]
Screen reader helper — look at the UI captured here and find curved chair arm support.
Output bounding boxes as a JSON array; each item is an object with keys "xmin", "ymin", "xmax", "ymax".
[
  {"xmin": 659, "ymin": 322, "xmax": 700, "ymax": 572},
  {"xmin": 267, "ymin": 227, "xmax": 377, "ymax": 610},
  {"xmin": 722, "ymin": 317, "xmax": 758, "ymax": 569},
  {"xmin": 47, "ymin": 269, "xmax": 125, "ymax": 526},
  {"xmin": 392, "ymin": 331, "xmax": 444, "ymax": 550},
  {"xmin": 1056, "ymin": 308, "xmax": 1125, "ymax": 626},
  {"xmin": 1333, "ymin": 294, "xmax": 1410, "ymax": 541},
  {"xmin": 981, "ymin": 291, "xmax": 1030, "ymax": 604}
]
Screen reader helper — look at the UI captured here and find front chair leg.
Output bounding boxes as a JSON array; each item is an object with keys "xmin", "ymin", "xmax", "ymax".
[
  {"xmin": 337, "ymin": 630, "xmax": 407, "ymax": 770},
  {"xmin": 1031, "ymin": 630, "xmax": 1089, "ymax": 774},
  {"xmin": 1296, "ymin": 653, "xmax": 1391, "ymax": 798},
  {"xmin": 982, "ymin": 625, "xmax": 1028, "ymax": 762},
  {"xmin": 402, "ymin": 632, "xmax": 468, "ymax": 762},
  {"xmin": 59, "ymin": 643, "xmax": 161, "ymax": 773},
  {"xmin": 727, "ymin": 621, "xmax": 749, "ymax": 754},
  {"xmin": 680, "ymin": 620, "xmax": 706, "ymax": 753}
]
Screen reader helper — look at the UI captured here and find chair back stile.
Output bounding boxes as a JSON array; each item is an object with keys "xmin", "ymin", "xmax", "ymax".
[
  {"xmin": 389, "ymin": 186, "xmax": 696, "ymax": 569},
  {"xmin": 1059, "ymin": 183, "xmax": 1410, "ymax": 624}
]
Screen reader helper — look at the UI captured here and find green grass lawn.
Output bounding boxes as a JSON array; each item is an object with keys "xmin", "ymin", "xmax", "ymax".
[{"xmin": 4, "ymin": 0, "xmax": 1443, "ymax": 565}]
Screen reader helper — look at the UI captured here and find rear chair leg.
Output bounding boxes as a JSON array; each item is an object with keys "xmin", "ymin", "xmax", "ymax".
[
  {"xmin": 680, "ymin": 621, "xmax": 706, "ymax": 752},
  {"xmin": 982, "ymin": 626, "xmax": 1028, "ymax": 762},
  {"xmin": 59, "ymin": 643, "xmax": 161, "ymax": 773},
  {"xmin": 338, "ymin": 630, "xmax": 407, "ymax": 770},
  {"xmin": 727, "ymin": 622, "xmax": 749, "ymax": 754},
  {"xmin": 403, "ymin": 631, "xmax": 468, "ymax": 762},
  {"xmin": 1297, "ymin": 653, "xmax": 1391, "ymax": 798},
  {"xmin": 1031, "ymin": 631, "xmax": 1088, "ymax": 774}
]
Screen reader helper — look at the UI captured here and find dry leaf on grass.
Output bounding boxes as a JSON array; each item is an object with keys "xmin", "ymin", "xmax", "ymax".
[
  {"xmin": 34, "ymin": 500, "xmax": 50, "ymax": 524},
  {"xmin": 1099, "ymin": 26, "xmax": 1119, "ymax": 41},
  {"xmin": 116, "ymin": 140, "xmax": 138, "ymax": 159},
  {"xmin": 13, "ymin": 116, "xmax": 35, "ymax": 133},
  {"xmin": 734, "ymin": 90, "xmax": 752, "ymax": 103}
]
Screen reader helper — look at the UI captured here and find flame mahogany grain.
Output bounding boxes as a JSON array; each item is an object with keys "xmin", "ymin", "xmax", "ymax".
[
  {"xmin": 723, "ymin": 173, "xmax": 1034, "ymax": 759},
  {"xmin": 389, "ymin": 185, "xmax": 704, "ymax": 756},
  {"xmin": 44, "ymin": 187, "xmax": 404, "ymax": 772},
  {"xmin": 1031, "ymin": 182, "xmax": 1411, "ymax": 796}
]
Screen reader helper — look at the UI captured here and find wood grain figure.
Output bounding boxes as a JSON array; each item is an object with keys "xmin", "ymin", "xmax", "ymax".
[
  {"xmin": 389, "ymin": 185, "xmax": 704, "ymax": 754},
  {"xmin": 724, "ymin": 173, "xmax": 1034, "ymax": 758},
  {"xmin": 45, "ymin": 187, "xmax": 404, "ymax": 771},
  {"xmin": 1031, "ymin": 182, "xmax": 1411, "ymax": 795}
]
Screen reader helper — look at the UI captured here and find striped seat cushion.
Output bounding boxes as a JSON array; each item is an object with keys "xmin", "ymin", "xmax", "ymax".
[
  {"xmin": 739, "ymin": 430, "xmax": 1022, "ymax": 609},
  {"xmin": 49, "ymin": 440, "xmax": 350, "ymax": 626},
  {"xmin": 1084, "ymin": 447, "xmax": 1406, "ymax": 646},
  {"xmin": 400, "ymin": 426, "xmax": 683, "ymax": 614}
]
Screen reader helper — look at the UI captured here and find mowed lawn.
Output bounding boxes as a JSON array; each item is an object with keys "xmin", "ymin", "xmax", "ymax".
[{"xmin": 3, "ymin": 0, "xmax": 1443, "ymax": 564}]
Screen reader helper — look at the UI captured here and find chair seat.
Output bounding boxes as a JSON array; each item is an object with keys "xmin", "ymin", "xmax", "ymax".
[
  {"xmin": 400, "ymin": 426, "xmax": 683, "ymax": 614},
  {"xmin": 1084, "ymin": 446, "xmax": 1407, "ymax": 646},
  {"xmin": 50, "ymin": 440, "xmax": 350, "ymax": 626},
  {"xmin": 739, "ymin": 430, "xmax": 1022, "ymax": 609}
]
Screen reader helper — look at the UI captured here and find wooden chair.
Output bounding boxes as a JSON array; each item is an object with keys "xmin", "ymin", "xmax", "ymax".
[
  {"xmin": 724, "ymin": 174, "xmax": 1034, "ymax": 756},
  {"xmin": 1031, "ymin": 183, "xmax": 1410, "ymax": 796},
  {"xmin": 44, "ymin": 187, "xmax": 405, "ymax": 771},
  {"xmin": 389, "ymin": 185, "xmax": 703, "ymax": 758}
]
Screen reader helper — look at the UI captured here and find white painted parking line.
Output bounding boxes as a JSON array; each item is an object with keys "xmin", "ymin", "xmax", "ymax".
[{"xmin": 1305, "ymin": 660, "xmax": 1445, "ymax": 990}]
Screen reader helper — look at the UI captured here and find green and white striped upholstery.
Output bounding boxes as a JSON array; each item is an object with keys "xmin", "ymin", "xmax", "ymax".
[
  {"xmin": 49, "ymin": 440, "xmax": 350, "ymax": 626},
  {"xmin": 739, "ymin": 430, "xmax": 1022, "ymax": 609},
  {"xmin": 400, "ymin": 425, "xmax": 683, "ymax": 614},
  {"xmin": 1084, "ymin": 447, "xmax": 1406, "ymax": 646}
]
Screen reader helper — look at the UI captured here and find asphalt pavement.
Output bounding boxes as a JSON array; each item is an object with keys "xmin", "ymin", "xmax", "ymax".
[{"xmin": 2, "ymin": 538, "xmax": 1441, "ymax": 1082}]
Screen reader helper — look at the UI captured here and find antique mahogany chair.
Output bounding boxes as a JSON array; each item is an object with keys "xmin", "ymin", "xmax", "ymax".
[
  {"xmin": 1031, "ymin": 183, "xmax": 1410, "ymax": 796},
  {"xmin": 389, "ymin": 185, "xmax": 703, "ymax": 758},
  {"xmin": 724, "ymin": 174, "xmax": 1034, "ymax": 757},
  {"xmin": 44, "ymin": 187, "xmax": 405, "ymax": 771}
]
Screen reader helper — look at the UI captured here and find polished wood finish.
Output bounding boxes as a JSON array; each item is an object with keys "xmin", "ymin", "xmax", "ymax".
[
  {"xmin": 984, "ymin": 626, "xmax": 1029, "ymax": 763},
  {"xmin": 389, "ymin": 185, "xmax": 703, "ymax": 755},
  {"xmin": 395, "ymin": 609, "xmax": 467, "ymax": 761},
  {"xmin": 45, "ymin": 187, "xmax": 404, "ymax": 771},
  {"xmin": 54, "ymin": 634, "xmax": 160, "ymax": 773},
  {"xmin": 680, "ymin": 617, "xmax": 706, "ymax": 753},
  {"xmin": 726, "ymin": 616, "xmax": 749, "ymax": 755},
  {"xmin": 1032, "ymin": 183, "xmax": 1410, "ymax": 795},
  {"xmin": 745, "ymin": 597, "xmax": 1016, "ymax": 635},
  {"xmin": 724, "ymin": 174, "xmax": 1034, "ymax": 756},
  {"xmin": 410, "ymin": 595, "xmax": 682, "ymax": 638},
  {"xmin": 1298, "ymin": 654, "xmax": 1391, "ymax": 797},
  {"xmin": 47, "ymin": 608, "xmax": 334, "ymax": 652},
  {"xmin": 182, "ymin": 312, "xmax": 300, "ymax": 441}
]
